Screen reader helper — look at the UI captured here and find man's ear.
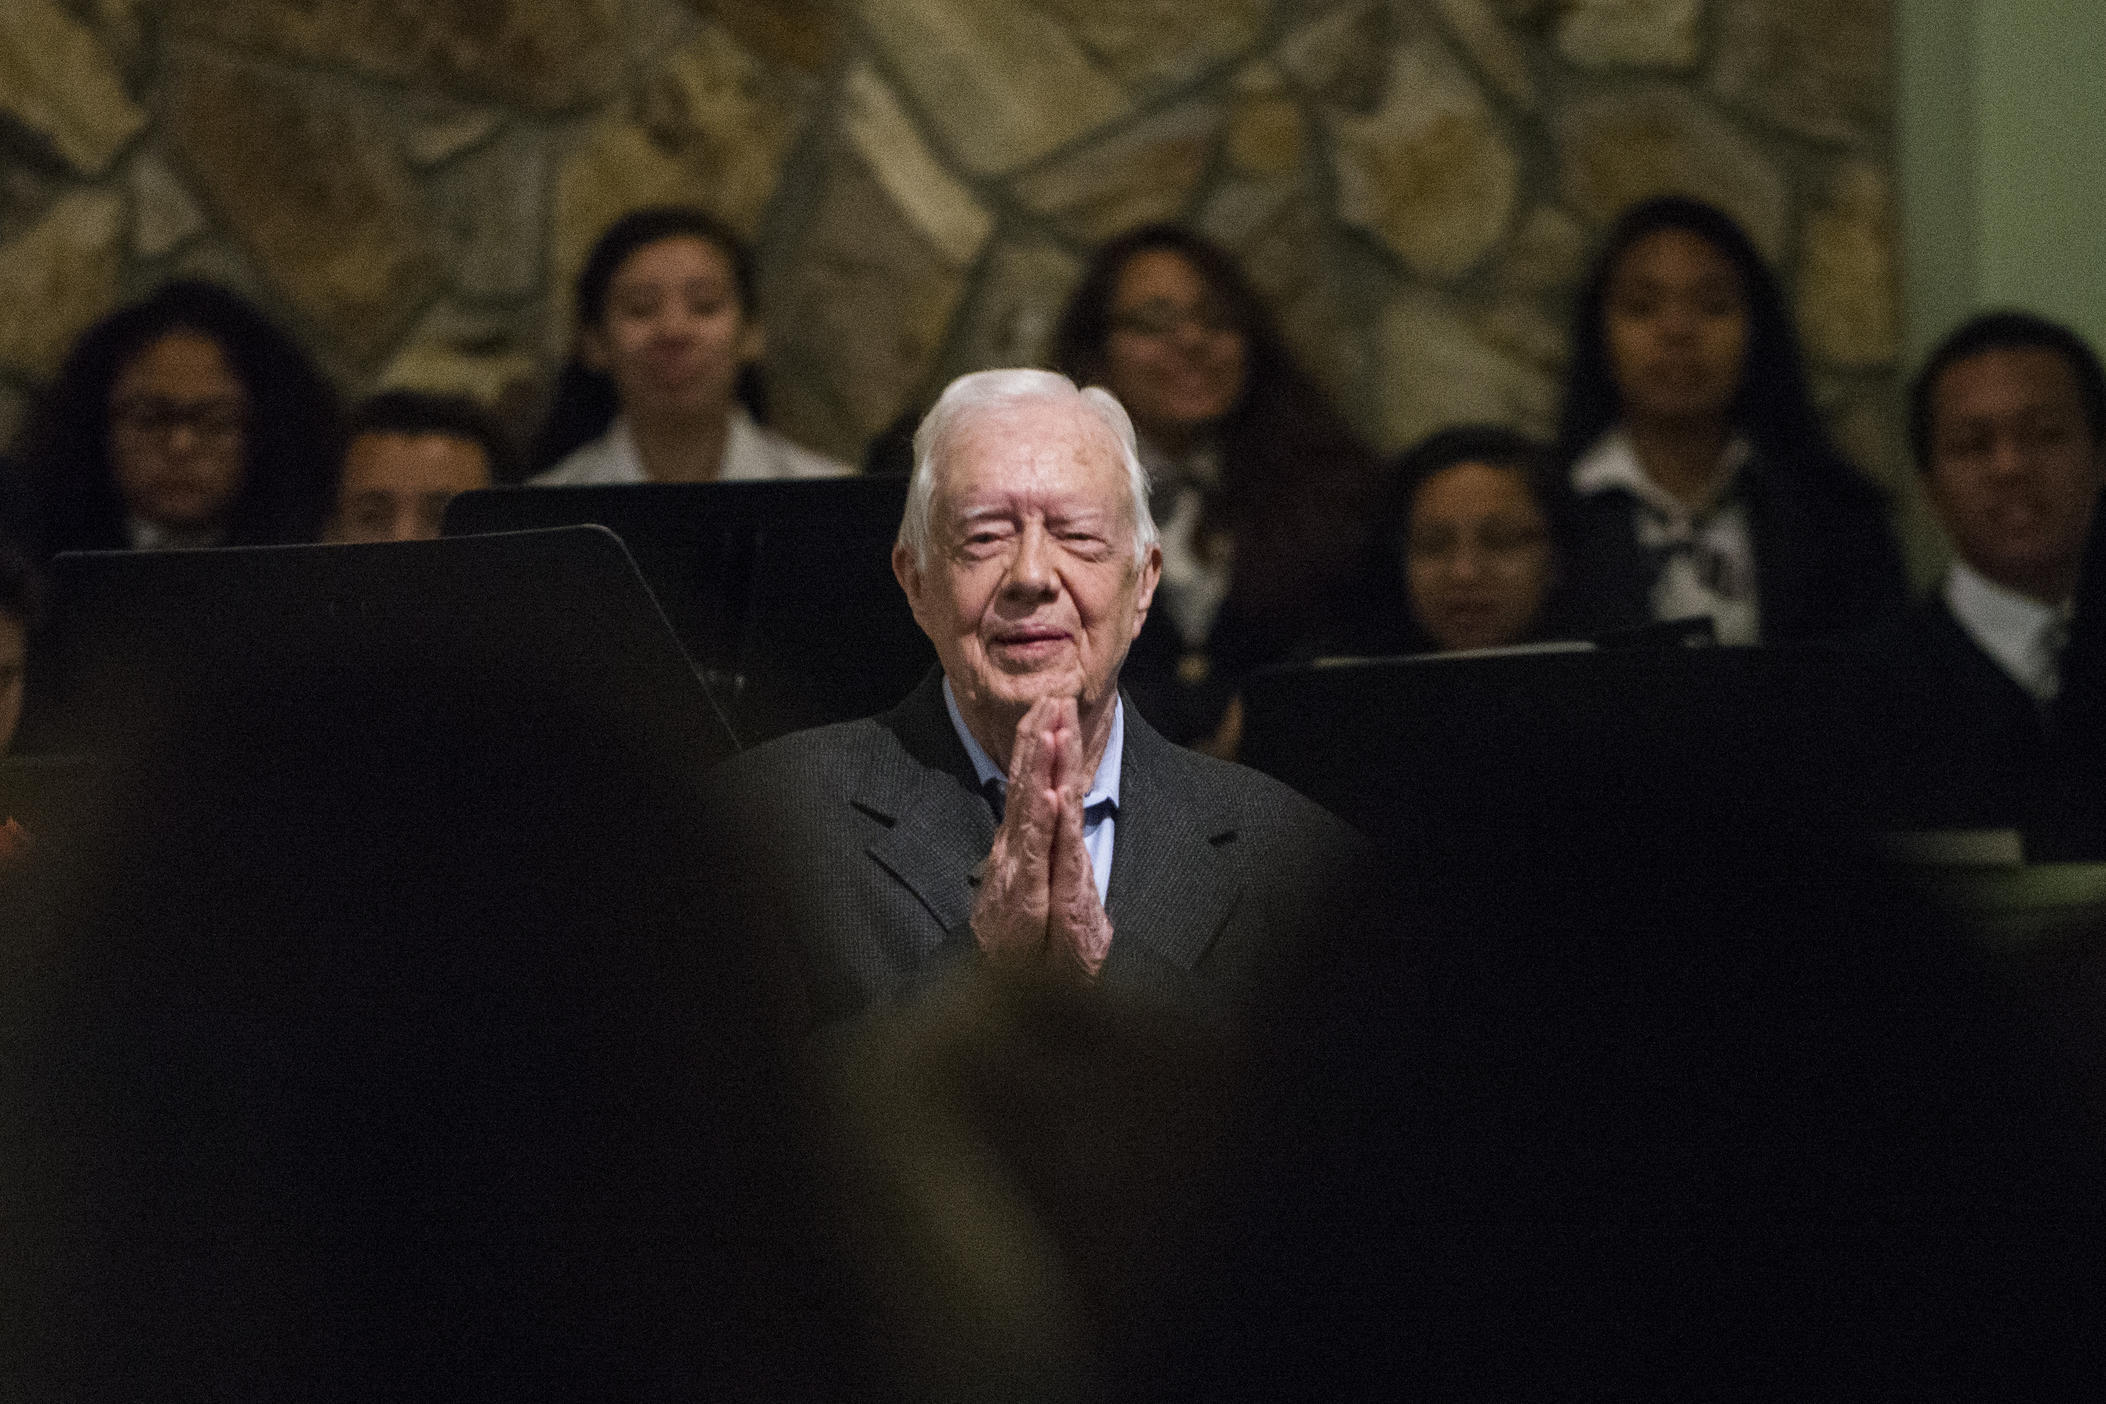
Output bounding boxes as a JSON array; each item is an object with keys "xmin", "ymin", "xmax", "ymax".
[
  {"xmin": 1129, "ymin": 543, "xmax": 1163, "ymax": 641},
  {"xmin": 893, "ymin": 541, "xmax": 927, "ymax": 626}
]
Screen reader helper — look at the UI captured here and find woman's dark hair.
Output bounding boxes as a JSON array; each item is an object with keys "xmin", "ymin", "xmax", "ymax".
[
  {"xmin": 12, "ymin": 280, "xmax": 339, "ymax": 555},
  {"xmin": 1368, "ymin": 423, "xmax": 1562, "ymax": 652},
  {"xmin": 1050, "ymin": 223, "xmax": 1381, "ymax": 625},
  {"xmin": 1552, "ymin": 196, "xmax": 1860, "ymax": 488},
  {"xmin": 1384, "ymin": 424, "xmax": 1557, "ymax": 545},
  {"xmin": 342, "ymin": 388, "xmax": 519, "ymax": 486},
  {"xmin": 532, "ymin": 206, "xmax": 768, "ymax": 474}
]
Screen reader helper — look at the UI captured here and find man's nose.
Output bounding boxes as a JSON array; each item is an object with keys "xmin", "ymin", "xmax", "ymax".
[
  {"xmin": 1447, "ymin": 542, "xmax": 1488, "ymax": 582},
  {"xmin": 1003, "ymin": 524, "xmax": 1058, "ymax": 596},
  {"xmin": 1987, "ymin": 431, "xmax": 2033, "ymax": 480}
]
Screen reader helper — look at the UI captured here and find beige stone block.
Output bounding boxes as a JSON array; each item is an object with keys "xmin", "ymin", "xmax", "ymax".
[
  {"xmin": 0, "ymin": 0, "xmax": 145, "ymax": 176},
  {"xmin": 436, "ymin": 128, "xmax": 548, "ymax": 303},
  {"xmin": 1028, "ymin": 0, "xmax": 1265, "ymax": 92},
  {"xmin": 1797, "ymin": 162, "xmax": 1899, "ymax": 369},
  {"xmin": 1473, "ymin": 297, "xmax": 1570, "ymax": 374},
  {"xmin": 551, "ymin": 25, "xmax": 807, "ymax": 312},
  {"xmin": 404, "ymin": 105, "xmax": 505, "ymax": 168},
  {"xmin": 128, "ymin": 153, "xmax": 207, "ymax": 260},
  {"xmin": 1378, "ymin": 285, "xmax": 1557, "ymax": 452},
  {"xmin": 166, "ymin": 0, "xmax": 624, "ymax": 112},
  {"xmin": 1194, "ymin": 175, "xmax": 1300, "ymax": 253},
  {"xmin": 683, "ymin": 0, "xmax": 845, "ymax": 74},
  {"xmin": 1333, "ymin": 39, "xmax": 1519, "ymax": 280},
  {"xmin": 1557, "ymin": 87, "xmax": 1788, "ymax": 262},
  {"xmin": 379, "ymin": 343, "xmax": 543, "ymax": 407},
  {"xmin": 1710, "ymin": 0, "xmax": 1889, "ymax": 148},
  {"xmin": 1557, "ymin": 0, "xmax": 1702, "ymax": 71},
  {"xmin": 944, "ymin": 235, "xmax": 1084, "ymax": 375},
  {"xmin": 763, "ymin": 141, "xmax": 970, "ymax": 457},
  {"xmin": 85, "ymin": 0, "xmax": 147, "ymax": 72},
  {"xmin": 856, "ymin": 0, "xmax": 1131, "ymax": 176},
  {"xmin": 1427, "ymin": 0, "xmax": 1538, "ymax": 108},
  {"xmin": 842, "ymin": 64, "xmax": 992, "ymax": 270},
  {"xmin": 164, "ymin": 56, "xmax": 440, "ymax": 364},
  {"xmin": 1013, "ymin": 100, "xmax": 1224, "ymax": 245},
  {"xmin": 0, "ymin": 188, "xmax": 126, "ymax": 378},
  {"xmin": 1495, "ymin": 204, "xmax": 1590, "ymax": 296},
  {"xmin": 1278, "ymin": 1, "xmax": 1394, "ymax": 114},
  {"xmin": 1226, "ymin": 85, "xmax": 1307, "ymax": 180}
]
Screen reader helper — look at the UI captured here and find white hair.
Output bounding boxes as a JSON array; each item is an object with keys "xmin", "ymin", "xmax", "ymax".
[{"xmin": 897, "ymin": 368, "xmax": 1158, "ymax": 570}]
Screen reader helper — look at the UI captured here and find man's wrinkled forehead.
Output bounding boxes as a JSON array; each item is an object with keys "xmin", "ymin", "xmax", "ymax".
[{"xmin": 934, "ymin": 400, "xmax": 1131, "ymax": 521}]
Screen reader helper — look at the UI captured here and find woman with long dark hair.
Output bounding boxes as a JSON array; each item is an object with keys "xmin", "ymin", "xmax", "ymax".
[
  {"xmin": 11, "ymin": 281, "xmax": 338, "ymax": 556},
  {"xmin": 532, "ymin": 206, "xmax": 849, "ymax": 483},
  {"xmin": 1551, "ymin": 196, "xmax": 1904, "ymax": 644},
  {"xmin": 1051, "ymin": 224, "xmax": 1382, "ymax": 747}
]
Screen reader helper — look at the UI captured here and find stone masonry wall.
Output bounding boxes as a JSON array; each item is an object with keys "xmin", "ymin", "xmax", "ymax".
[{"xmin": 0, "ymin": 0, "xmax": 1901, "ymax": 492}]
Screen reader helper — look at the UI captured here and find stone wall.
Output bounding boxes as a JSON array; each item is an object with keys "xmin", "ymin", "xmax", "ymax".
[{"xmin": 0, "ymin": 0, "xmax": 1900, "ymax": 486}]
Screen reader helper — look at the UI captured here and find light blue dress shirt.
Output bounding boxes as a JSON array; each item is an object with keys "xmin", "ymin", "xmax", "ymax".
[{"xmin": 942, "ymin": 678, "xmax": 1121, "ymax": 906}]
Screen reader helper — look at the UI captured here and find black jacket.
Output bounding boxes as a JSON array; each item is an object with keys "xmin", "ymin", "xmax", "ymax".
[
  {"xmin": 708, "ymin": 669, "xmax": 1365, "ymax": 1027},
  {"xmin": 1558, "ymin": 452, "xmax": 1906, "ymax": 643}
]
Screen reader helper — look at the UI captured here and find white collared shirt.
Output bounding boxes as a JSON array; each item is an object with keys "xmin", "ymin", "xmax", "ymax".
[
  {"xmin": 1944, "ymin": 559, "xmax": 2070, "ymax": 702},
  {"xmin": 943, "ymin": 677, "xmax": 1121, "ymax": 906},
  {"xmin": 1571, "ymin": 429, "xmax": 1761, "ymax": 646},
  {"xmin": 530, "ymin": 407, "xmax": 854, "ymax": 485}
]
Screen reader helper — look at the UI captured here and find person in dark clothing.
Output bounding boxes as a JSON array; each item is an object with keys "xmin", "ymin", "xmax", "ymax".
[
  {"xmin": 9, "ymin": 281, "xmax": 339, "ymax": 557},
  {"xmin": 1050, "ymin": 225, "xmax": 1382, "ymax": 750},
  {"xmin": 1886, "ymin": 310, "xmax": 2106, "ymax": 853},
  {"xmin": 1550, "ymin": 197, "xmax": 1905, "ymax": 645}
]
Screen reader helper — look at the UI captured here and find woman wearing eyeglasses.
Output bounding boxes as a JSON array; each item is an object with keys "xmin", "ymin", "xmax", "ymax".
[
  {"xmin": 9, "ymin": 281, "xmax": 338, "ymax": 558},
  {"xmin": 1552, "ymin": 197, "xmax": 1904, "ymax": 645},
  {"xmin": 1337, "ymin": 424, "xmax": 1566, "ymax": 656},
  {"xmin": 1050, "ymin": 224, "xmax": 1381, "ymax": 749}
]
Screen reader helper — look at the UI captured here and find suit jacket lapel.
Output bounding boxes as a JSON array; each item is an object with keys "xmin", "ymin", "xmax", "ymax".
[
  {"xmin": 1105, "ymin": 704, "xmax": 1241, "ymax": 972},
  {"xmin": 856, "ymin": 671, "xmax": 994, "ymax": 939}
]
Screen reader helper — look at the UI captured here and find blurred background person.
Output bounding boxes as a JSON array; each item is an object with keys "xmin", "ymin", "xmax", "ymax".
[
  {"xmin": 1052, "ymin": 224, "xmax": 1382, "ymax": 750},
  {"xmin": 1551, "ymin": 197, "xmax": 1904, "ymax": 645},
  {"xmin": 1888, "ymin": 310, "xmax": 2106, "ymax": 852},
  {"xmin": 531, "ymin": 206, "xmax": 851, "ymax": 485},
  {"xmin": 8, "ymin": 281, "xmax": 338, "ymax": 559},
  {"xmin": 326, "ymin": 390, "xmax": 509, "ymax": 544},
  {"xmin": 1338, "ymin": 424, "xmax": 1564, "ymax": 656}
]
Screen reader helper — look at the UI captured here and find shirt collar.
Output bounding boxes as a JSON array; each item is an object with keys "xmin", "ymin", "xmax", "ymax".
[
  {"xmin": 604, "ymin": 406, "xmax": 759, "ymax": 483},
  {"xmin": 1945, "ymin": 559, "xmax": 2068, "ymax": 698},
  {"xmin": 1570, "ymin": 428, "xmax": 1752, "ymax": 520},
  {"xmin": 941, "ymin": 676, "xmax": 1122, "ymax": 814}
]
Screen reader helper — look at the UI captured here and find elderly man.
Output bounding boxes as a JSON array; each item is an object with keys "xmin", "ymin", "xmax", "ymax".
[{"xmin": 712, "ymin": 369, "xmax": 1357, "ymax": 1025}]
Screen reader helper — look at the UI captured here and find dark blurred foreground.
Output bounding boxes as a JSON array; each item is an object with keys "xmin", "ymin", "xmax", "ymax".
[{"xmin": 2, "ymin": 681, "xmax": 2103, "ymax": 1399}]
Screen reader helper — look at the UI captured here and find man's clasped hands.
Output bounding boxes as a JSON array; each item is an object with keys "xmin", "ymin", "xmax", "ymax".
[{"xmin": 969, "ymin": 695, "xmax": 1113, "ymax": 981}]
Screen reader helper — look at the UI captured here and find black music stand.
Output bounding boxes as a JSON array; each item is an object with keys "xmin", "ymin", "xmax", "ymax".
[
  {"xmin": 1238, "ymin": 644, "xmax": 1938, "ymax": 872},
  {"xmin": 444, "ymin": 478, "xmax": 934, "ymax": 742},
  {"xmin": 19, "ymin": 526, "xmax": 737, "ymax": 772}
]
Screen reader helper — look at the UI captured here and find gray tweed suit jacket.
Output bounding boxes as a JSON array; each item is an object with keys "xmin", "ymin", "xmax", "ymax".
[{"xmin": 710, "ymin": 669, "xmax": 1364, "ymax": 1026}]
